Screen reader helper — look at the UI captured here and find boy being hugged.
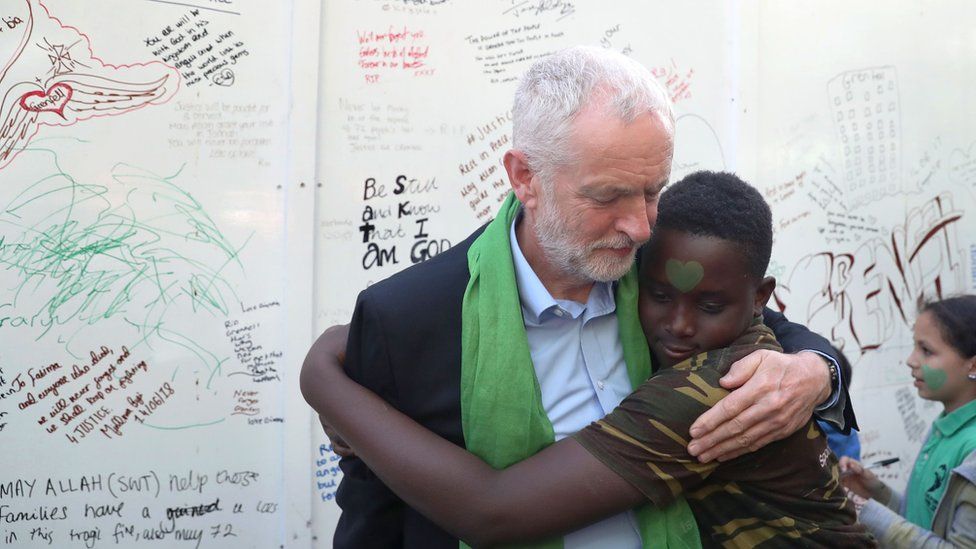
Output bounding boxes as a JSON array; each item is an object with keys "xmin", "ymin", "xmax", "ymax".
[{"xmin": 573, "ymin": 172, "xmax": 870, "ymax": 546}]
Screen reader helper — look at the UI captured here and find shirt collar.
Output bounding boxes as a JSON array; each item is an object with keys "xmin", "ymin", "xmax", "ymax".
[
  {"xmin": 509, "ymin": 212, "xmax": 616, "ymax": 325},
  {"xmin": 934, "ymin": 398, "xmax": 976, "ymax": 437}
]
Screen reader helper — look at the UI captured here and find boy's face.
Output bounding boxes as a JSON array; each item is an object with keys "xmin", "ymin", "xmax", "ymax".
[{"xmin": 639, "ymin": 229, "xmax": 774, "ymax": 368}]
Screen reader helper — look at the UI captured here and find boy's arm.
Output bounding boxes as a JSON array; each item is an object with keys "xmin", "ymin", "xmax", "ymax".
[
  {"xmin": 687, "ymin": 308, "xmax": 853, "ymax": 463},
  {"xmin": 302, "ymin": 296, "xmax": 404, "ymax": 547},
  {"xmin": 302, "ymin": 326, "xmax": 709, "ymax": 547}
]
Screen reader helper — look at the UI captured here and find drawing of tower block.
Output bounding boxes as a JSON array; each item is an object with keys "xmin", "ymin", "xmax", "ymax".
[{"xmin": 828, "ymin": 66, "xmax": 901, "ymax": 207}]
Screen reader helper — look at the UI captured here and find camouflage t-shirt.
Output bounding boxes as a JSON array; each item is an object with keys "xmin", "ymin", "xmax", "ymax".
[{"xmin": 573, "ymin": 321, "xmax": 876, "ymax": 548}]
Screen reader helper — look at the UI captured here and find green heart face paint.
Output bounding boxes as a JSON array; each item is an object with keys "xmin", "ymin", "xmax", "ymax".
[
  {"xmin": 922, "ymin": 364, "xmax": 947, "ymax": 390},
  {"xmin": 665, "ymin": 259, "xmax": 704, "ymax": 293}
]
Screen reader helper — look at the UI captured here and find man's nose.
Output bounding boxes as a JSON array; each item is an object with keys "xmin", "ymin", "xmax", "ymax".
[{"xmin": 616, "ymin": 197, "xmax": 652, "ymax": 244}]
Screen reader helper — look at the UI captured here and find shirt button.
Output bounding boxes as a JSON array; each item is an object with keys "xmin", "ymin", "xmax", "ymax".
[
  {"xmin": 554, "ymin": 309, "xmax": 565, "ymax": 317},
  {"xmin": 597, "ymin": 381, "xmax": 605, "ymax": 390}
]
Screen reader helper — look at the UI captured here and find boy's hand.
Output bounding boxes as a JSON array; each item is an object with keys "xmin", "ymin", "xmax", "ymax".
[{"xmin": 687, "ymin": 350, "xmax": 830, "ymax": 462}]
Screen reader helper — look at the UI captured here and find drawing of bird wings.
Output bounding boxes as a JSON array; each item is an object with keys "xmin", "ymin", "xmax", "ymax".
[
  {"xmin": 54, "ymin": 71, "xmax": 176, "ymax": 115},
  {"xmin": 0, "ymin": 72, "xmax": 174, "ymax": 169},
  {"xmin": 0, "ymin": 83, "xmax": 39, "ymax": 166}
]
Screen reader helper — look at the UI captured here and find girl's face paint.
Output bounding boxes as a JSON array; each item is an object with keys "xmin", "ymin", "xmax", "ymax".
[
  {"xmin": 907, "ymin": 311, "xmax": 976, "ymax": 413},
  {"xmin": 921, "ymin": 364, "xmax": 947, "ymax": 391}
]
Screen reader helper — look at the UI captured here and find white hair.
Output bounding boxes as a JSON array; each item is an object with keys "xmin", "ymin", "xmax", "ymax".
[{"xmin": 512, "ymin": 46, "xmax": 674, "ymax": 184}]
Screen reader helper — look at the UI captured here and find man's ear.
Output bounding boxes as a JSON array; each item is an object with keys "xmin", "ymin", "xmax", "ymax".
[
  {"xmin": 503, "ymin": 150, "xmax": 540, "ymax": 210},
  {"xmin": 754, "ymin": 276, "xmax": 776, "ymax": 316}
]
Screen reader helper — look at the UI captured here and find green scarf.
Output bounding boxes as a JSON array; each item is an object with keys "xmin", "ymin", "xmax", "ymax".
[{"xmin": 460, "ymin": 193, "xmax": 701, "ymax": 549}]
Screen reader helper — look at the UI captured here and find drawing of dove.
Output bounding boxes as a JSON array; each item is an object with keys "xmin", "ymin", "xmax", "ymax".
[{"xmin": 0, "ymin": 0, "xmax": 180, "ymax": 170}]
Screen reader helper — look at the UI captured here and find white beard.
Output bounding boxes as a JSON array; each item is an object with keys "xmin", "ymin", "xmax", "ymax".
[{"xmin": 531, "ymin": 196, "xmax": 638, "ymax": 283}]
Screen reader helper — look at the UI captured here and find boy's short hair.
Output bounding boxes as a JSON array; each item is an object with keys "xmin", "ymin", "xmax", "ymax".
[{"xmin": 649, "ymin": 171, "xmax": 773, "ymax": 279}]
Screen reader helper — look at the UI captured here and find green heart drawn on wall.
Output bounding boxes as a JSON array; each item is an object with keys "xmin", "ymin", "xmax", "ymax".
[
  {"xmin": 922, "ymin": 364, "xmax": 947, "ymax": 390},
  {"xmin": 665, "ymin": 259, "xmax": 704, "ymax": 293}
]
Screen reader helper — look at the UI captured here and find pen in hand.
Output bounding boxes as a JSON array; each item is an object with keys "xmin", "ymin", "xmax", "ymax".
[
  {"xmin": 840, "ymin": 457, "xmax": 900, "ymax": 477},
  {"xmin": 866, "ymin": 457, "xmax": 900, "ymax": 468}
]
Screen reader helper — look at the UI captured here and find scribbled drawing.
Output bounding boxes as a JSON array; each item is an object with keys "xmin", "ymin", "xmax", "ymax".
[
  {"xmin": 211, "ymin": 68, "xmax": 234, "ymax": 87},
  {"xmin": 0, "ymin": 140, "xmax": 249, "ymax": 363},
  {"xmin": 0, "ymin": 0, "xmax": 179, "ymax": 170},
  {"xmin": 0, "ymin": 143, "xmax": 253, "ymax": 429},
  {"xmin": 774, "ymin": 193, "xmax": 965, "ymax": 355},
  {"xmin": 827, "ymin": 66, "xmax": 901, "ymax": 207}
]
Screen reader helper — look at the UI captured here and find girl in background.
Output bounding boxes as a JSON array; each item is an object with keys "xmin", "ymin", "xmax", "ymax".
[{"xmin": 841, "ymin": 295, "xmax": 976, "ymax": 547}]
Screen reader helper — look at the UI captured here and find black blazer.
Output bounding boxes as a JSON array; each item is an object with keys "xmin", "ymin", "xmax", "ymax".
[{"xmin": 334, "ymin": 226, "xmax": 855, "ymax": 548}]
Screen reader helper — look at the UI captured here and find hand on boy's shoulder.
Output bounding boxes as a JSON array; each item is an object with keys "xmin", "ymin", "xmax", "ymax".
[{"xmin": 687, "ymin": 350, "xmax": 830, "ymax": 463}]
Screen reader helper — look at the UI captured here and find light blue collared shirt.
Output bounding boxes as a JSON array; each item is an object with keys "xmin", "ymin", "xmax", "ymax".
[{"xmin": 510, "ymin": 218, "xmax": 642, "ymax": 549}]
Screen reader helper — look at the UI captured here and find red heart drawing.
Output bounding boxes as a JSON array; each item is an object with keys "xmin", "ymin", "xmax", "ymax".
[{"xmin": 19, "ymin": 83, "xmax": 74, "ymax": 119}]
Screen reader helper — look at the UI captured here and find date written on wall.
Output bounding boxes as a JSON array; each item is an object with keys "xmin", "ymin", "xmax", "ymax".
[
  {"xmin": 5, "ymin": 347, "xmax": 174, "ymax": 445},
  {"xmin": 359, "ymin": 175, "xmax": 451, "ymax": 270}
]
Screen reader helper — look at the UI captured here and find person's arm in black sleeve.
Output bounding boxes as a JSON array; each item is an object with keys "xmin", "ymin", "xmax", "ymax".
[{"xmin": 762, "ymin": 307, "xmax": 855, "ymax": 433}]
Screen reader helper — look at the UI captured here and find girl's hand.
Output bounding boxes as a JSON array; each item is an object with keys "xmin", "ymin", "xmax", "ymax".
[
  {"xmin": 843, "ymin": 487, "xmax": 869, "ymax": 514},
  {"xmin": 838, "ymin": 456, "xmax": 884, "ymax": 499}
]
